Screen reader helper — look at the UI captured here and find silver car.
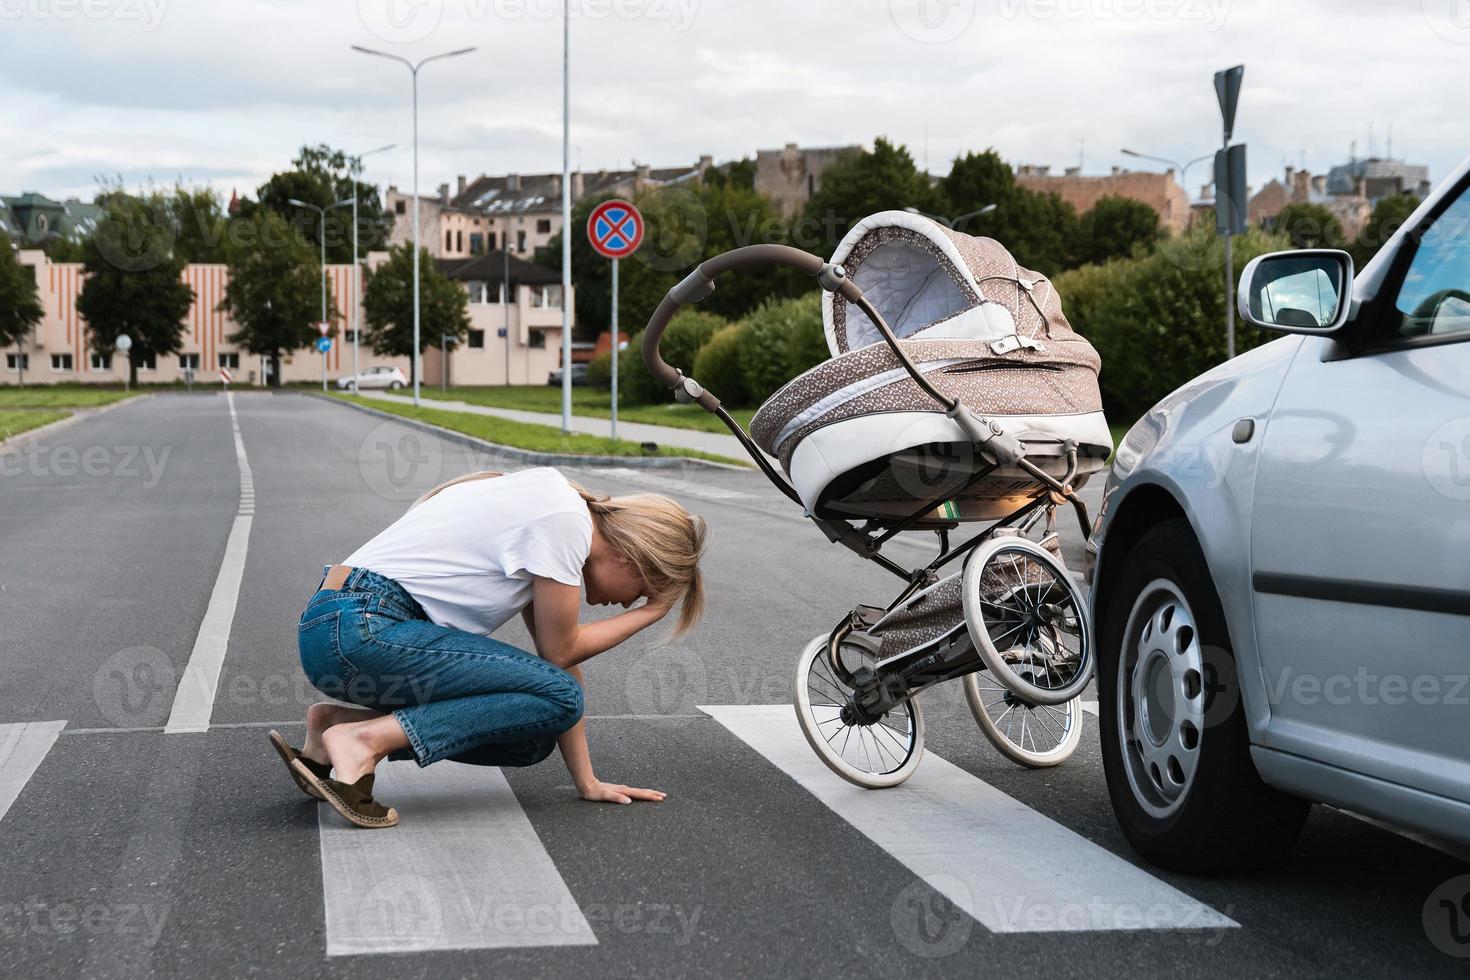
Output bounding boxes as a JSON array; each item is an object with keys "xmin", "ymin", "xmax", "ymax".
[{"xmin": 1086, "ymin": 156, "xmax": 1470, "ymax": 872}]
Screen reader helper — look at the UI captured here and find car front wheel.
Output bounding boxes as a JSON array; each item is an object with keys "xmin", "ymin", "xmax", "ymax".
[
  {"xmin": 389, "ymin": 380, "xmax": 404, "ymax": 390},
  {"xmin": 1098, "ymin": 517, "xmax": 1309, "ymax": 872}
]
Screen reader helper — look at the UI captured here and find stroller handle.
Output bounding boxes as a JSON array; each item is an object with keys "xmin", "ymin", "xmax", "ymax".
[{"xmin": 641, "ymin": 244, "xmax": 863, "ymax": 411}]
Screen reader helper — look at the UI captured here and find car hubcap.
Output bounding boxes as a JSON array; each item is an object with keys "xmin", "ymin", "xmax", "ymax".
[{"xmin": 1117, "ymin": 579, "xmax": 1205, "ymax": 819}]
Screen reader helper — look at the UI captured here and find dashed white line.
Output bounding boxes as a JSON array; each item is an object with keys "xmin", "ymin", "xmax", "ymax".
[
  {"xmin": 165, "ymin": 392, "xmax": 254, "ymax": 734},
  {"xmin": 0, "ymin": 721, "xmax": 67, "ymax": 823}
]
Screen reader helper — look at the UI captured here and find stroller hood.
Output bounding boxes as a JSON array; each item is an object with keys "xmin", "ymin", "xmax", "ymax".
[{"xmin": 823, "ymin": 210, "xmax": 1082, "ymax": 356}]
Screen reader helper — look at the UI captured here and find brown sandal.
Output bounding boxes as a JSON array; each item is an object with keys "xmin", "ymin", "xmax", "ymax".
[
  {"xmin": 268, "ymin": 730, "xmax": 331, "ymax": 801},
  {"xmin": 290, "ymin": 759, "xmax": 399, "ymax": 829}
]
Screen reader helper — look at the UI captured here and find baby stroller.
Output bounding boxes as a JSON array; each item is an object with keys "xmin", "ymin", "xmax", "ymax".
[{"xmin": 641, "ymin": 210, "xmax": 1111, "ymax": 788}]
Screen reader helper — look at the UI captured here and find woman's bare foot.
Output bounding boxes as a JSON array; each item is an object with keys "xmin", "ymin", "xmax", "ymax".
[
  {"xmin": 321, "ymin": 715, "xmax": 410, "ymax": 785},
  {"xmin": 301, "ymin": 702, "xmax": 381, "ymax": 766}
]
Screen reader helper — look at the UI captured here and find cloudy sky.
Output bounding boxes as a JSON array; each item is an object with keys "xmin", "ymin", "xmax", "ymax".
[{"xmin": 4, "ymin": 0, "xmax": 1466, "ymax": 205}]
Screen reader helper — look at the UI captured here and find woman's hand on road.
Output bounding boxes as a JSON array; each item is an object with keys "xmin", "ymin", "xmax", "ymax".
[{"xmin": 578, "ymin": 779, "xmax": 667, "ymax": 805}]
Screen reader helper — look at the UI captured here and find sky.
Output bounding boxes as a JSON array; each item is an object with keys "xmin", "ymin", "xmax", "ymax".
[{"xmin": 3, "ymin": 0, "xmax": 1467, "ymax": 206}]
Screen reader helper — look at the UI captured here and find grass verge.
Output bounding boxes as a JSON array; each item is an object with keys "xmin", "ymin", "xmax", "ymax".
[
  {"xmin": 0, "ymin": 409, "xmax": 72, "ymax": 442},
  {"xmin": 0, "ymin": 387, "xmax": 140, "ymax": 409},
  {"xmin": 417, "ymin": 385, "xmax": 758, "ymax": 434},
  {"xmin": 327, "ymin": 393, "xmax": 748, "ymax": 467}
]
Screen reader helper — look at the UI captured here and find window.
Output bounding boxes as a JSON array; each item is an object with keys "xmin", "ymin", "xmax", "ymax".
[
  {"xmin": 218, "ymin": 352, "xmax": 240, "ymax": 370},
  {"xmin": 531, "ymin": 284, "xmax": 563, "ymax": 309},
  {"xmin": 465, "ymin": 280, "xmax": 488, "ymax": 303},
  {"xmin": 469, "ymin": 232, "xmax": 484, "ymax": 255},
  {"xmin": 51, "ymin": 353, "xmax": 74, "ymax": 372},
  {"xmin": 488, "ymin": 232, "xmax": 497, "ymax": 250},
  {"xmin": 468, "ymin": 329, "xmax": 485, "ymax": 349},
  {"xmin": 516, "ymin": 230, "xmax": 527, "ymax": 252},
  {"xmin": 134, "ymin": 352, "xmax": 157, "ymax": 371},
  {"xmin": 91, "ymin": 352, "xmax": 111, "ymax": 372},
  {"xmin": 7, "ymin": 353, "xmax": 29, "ymax": 371},
  {"xmin": 1388, "ymin": 186, "xmax": 1470, "ymax": 340},
  {"xmin": 178, "ymin": 353, "xmax": 200, "ymax": 371},
  {"xmin": 536, "ymin": 219, "xmax": 551, "ymax": 234},
  {"xmin": 456, "ymin": 230, "xmax": 463, "ymax": 252},
  {"xmin": 395, "ymin": 200, "xmax": 406, "ymax": 215},
  {"xmin": 445, "ymin": 230, "xmax": 453, "ymax": 252},
  {"xmin": 528, "ymin": 330, "xmax": 546, "ymax": 349}
]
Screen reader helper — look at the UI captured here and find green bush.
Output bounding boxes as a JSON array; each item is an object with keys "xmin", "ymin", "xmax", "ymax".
[
  {"xmin": 586, "ymin": 350, "xmax": 613, "ymax": 389},
  {"xmin": 1053, "ymin": 223, "xmax": 1290, "ymax": 423},
  {"xmin": 737, "ymin": 292, "xmax": 825, "ymax": 403},
  {"xmin": 619, "ymin": 308, "xmax": 726, "ymax": 404},
  {"xmin": 692, "ymin": 324, "xmax": 751, "ymax": 405}
]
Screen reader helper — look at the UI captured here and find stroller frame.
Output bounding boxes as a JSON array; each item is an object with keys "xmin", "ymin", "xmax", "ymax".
[{"xmin": 641, "ymin": 243, "xmax": 1096, "ymax": 719}]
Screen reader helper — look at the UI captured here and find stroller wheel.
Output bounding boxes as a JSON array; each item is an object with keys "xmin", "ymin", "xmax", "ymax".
[
  {"xmin": 793, "ymin": 634, "xmax": 924, "ymax": 789},
  {"xmin": 962, "ymin": 536, "xmax": 1094, "ymax": 706},
  {"xmin": 964, "ymin": 655, "xmax": 1083, "ymax": 768}
]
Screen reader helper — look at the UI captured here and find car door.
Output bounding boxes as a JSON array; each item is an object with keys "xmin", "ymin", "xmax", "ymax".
[{"xmin": 1249, "ymin": 180, "xmax": 1470, "ymax": 804}]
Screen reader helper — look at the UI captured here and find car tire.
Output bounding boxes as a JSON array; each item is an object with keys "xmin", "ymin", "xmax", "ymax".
[
  {"xmin": 389, "ymin": 381, "xmax": 403, "ymax": 390},
  {"xmin": 1098, "ymin": 517, "xmax": 1309, "ymax": 873}
]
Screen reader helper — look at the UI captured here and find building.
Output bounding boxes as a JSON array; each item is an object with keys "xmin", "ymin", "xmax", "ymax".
[
  {"xmin": 754, "ymin": 144, "xmax": 861, "ymax": 217},
  {"xmin": 1326, "ymin": 157, "xmax": 1432, "ymax": 204},
  {"xmin": 385, "ymin": 159, "xmax": 714, "ymax": 261},
  {"xmin": 1014, "ymin": 165, "xmax": 1193, "ymax": 234},
  {"xmin": 4, "ymin": 249, "xmax": 572, "ymax": 387},
  {"xmin": 1, "ymin": 193, "xmax": 104, "ymax": 246}
]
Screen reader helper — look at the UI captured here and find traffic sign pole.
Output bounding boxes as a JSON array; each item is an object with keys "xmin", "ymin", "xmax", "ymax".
[
  {"xmin": 1215, "ymin": 64, "xmax": 1245, "ymax": 361},
  {"xmin": 611, "ymin": 257, "xmax": 619, "ymax": 443}
]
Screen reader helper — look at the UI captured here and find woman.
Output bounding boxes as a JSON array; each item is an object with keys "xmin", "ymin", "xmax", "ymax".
[{"xmin": 268, "ymin": 466, "xmax": 706, "ymax": 829}]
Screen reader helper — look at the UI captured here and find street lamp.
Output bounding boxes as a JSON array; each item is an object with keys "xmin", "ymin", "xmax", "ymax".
[
  {"xmin": 1121, "ymin": 148, "xmax": 1214, "ymax": 201},
  {"xmin": 287, "ymin": 196, "xmax": 355, "ymax": 392},
  {"xmin": 905, "ymin": 203, "xmax": 996, "ymax": 230},
  {"xmin": 352, "ymin": 44, "xmax": 478, "ymax": 406},
  {"xmin": 347, "ymin": 143, "xmax": 396, "ymax": 395}
]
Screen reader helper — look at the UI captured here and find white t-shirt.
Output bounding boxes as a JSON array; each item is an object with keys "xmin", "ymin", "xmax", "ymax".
[{"xmin": 344, "ymin": 467, "xmax": 593, "ymax": 636}]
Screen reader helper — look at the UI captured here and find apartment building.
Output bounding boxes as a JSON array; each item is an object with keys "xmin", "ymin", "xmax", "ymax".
[{"xmin": 1014, "ymin": 164, "xmax": 1193, "ymax": 234}]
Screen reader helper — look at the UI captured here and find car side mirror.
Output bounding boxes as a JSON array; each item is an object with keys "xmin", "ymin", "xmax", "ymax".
[{"xmin": 1238, "ymin": 249, "xmax": 1355, "ymax": 336}]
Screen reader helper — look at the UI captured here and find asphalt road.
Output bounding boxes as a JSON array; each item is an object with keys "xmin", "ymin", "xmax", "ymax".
[{"xmin": 0, "ymin": 392, "xmax": 1464, "ymax": 979}]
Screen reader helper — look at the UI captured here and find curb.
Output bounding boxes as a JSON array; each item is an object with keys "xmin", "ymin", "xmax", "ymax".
[
  {"xmin": 309, "ymin": 393, "xmax": 749, "ymax": 472},
  {"xmin": 0, "ymin": 393, "xmax": 153, "ymax": 452}
]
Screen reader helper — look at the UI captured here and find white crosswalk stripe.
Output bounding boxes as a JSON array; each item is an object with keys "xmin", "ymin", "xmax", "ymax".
[
  {"xmin": 316, "ymin": 760, "xmax": 597, "ymax": 955},
  {"xmin": 702, "ymin": 704, "xmax": 1237, "ymax": 934},
  {"xmin": 0, "ymin": 721, "xmax": 66, "ymax": 824}
]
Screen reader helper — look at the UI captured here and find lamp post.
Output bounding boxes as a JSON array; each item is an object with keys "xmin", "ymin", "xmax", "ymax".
[
  {"xmin": 905, "ymin": 203, "xmax": 995, "ymax": 229},
  {"xmin": 287, "ymin": 196, "xmax": 354, "ymax": 391},
  {"xmin": 559, "ymin": 0, "xmax": 572, "ymax": 433},
  {"xmin": 347, "ymin": 143, "xmax": 395, "ymax": 395},
  {"xmin": 1120, "ymin": 148, "xmax": 1213, "ymax": 202},
  {"xmin": 351, "ymin": 44, "xmax": 478, "ymax": 406}
]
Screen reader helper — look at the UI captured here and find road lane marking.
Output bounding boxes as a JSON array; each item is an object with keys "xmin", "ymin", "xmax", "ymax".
[
  {"xmin": 701, "ymin": 704, "xmax": 1237, "ymax": 934},
  {"xmin": 317, "ymin": 760, "xmax": 597, "ymax": 955},
  {"xmin": 1082, "ymin": 700, "xmax": 1098, "ymax": 716},
  {"xmin": 165, "ymin": 392, "xmax": 254, "ymax": 734},
  {"xmin": 0, "ymin": 721, "xmax": 66, "ymax": 823}
]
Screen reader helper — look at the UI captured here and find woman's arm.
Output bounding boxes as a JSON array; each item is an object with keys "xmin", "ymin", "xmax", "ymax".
[
  {"xmin": 527, "ymin": 576, "xmax": 670, "ymax": 670},
  {"xmin": 553, "ymin": 665, "xmax": 665, "ymax": 804}
]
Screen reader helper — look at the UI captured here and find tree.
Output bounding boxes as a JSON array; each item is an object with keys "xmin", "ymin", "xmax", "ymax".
[
  {"xmin": 361, "ymin": 242, "xmax": 470, "ymax": 386},
  {"xmin": 1353, "ymin": 194, "xmax": 1420, "ymax": 268},
  {"xmin": 217, "ymin": 209, "xmax": 328, "ymax": 386},
  {"xmin": 797, "ymin": 139, "xmax": 944, "ymax": 256},
  {"xmin": 619, "ymin": 309, "xmax": 726, "ymax": 405},
  {"xmin": 251, "ymin": 144, "xmax": 395, "ymax": 263},
  {"xmin": 165, "ymin": 184, "xmax": 230, "ymax": 263},
  {"xmin": 736, "ymin": 292, "xmax": 826, "ymax": 403},
  {"xmin": 77, "ymin": 196, "xmax": 195, "ymax": 388},
  {"xmin": 937, "ymin": 149, "xmax": 1081, "ymax": 275},
  {"xmin": 1075, "ymin": 195, "xmax": 1160, "ymax": 266},
  {"xmin": 0, "ymin": 234, "xmax": 44, "ymax": 365},
  {"xmin": 1273, "ymin": 203, "xmax": 1346, "ymax": 249}
]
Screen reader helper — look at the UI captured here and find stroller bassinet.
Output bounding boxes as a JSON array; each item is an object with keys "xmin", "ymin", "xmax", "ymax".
[{"xmin": 749, "ymin": 211, "xmax": 1111, "ymax": 523}]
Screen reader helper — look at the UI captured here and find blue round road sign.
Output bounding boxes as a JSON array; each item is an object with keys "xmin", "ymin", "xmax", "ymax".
[
  {"xmin": 587, "ymin": 200, "xmax": 644, "ymax": 260},
  {"xmin": 316, "ymin": 336, "xmax": 332, "ymax": 353}
]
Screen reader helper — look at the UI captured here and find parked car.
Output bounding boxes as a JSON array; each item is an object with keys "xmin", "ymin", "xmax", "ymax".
[
  {"xmin": 336, "ymin": 366, "xmax": 408, "ymax": 391},
  {"xmin": 547, "ymin": 363, "xmax": 590, "ymax": 387},
  {"xmin": 1086, "ymin": 156, "xmax": 1470, "ymax": 872}
]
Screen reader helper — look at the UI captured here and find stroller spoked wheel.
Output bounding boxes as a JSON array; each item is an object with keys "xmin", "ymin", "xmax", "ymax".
[
  {"xmin": 962, "ymin": 536, "xmax": 1093, "ymax": 706},
  {"xmin": 964, "ymin": 651, "xmax": 1083, "ymax": 768},
  {"xmin": 793, "ymin": 634, "xmax": 924, "ymax": 789}
]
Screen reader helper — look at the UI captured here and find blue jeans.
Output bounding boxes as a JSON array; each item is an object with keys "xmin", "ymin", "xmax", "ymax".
[{"xmin": 297, "ymin": 566, "xmax": 584, "ymax": 768}]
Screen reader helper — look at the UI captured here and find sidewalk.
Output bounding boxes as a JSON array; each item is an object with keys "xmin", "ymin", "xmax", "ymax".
[{"xmin": 361, "ymin": 391, "xmax": 751, "ymax": 460}]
